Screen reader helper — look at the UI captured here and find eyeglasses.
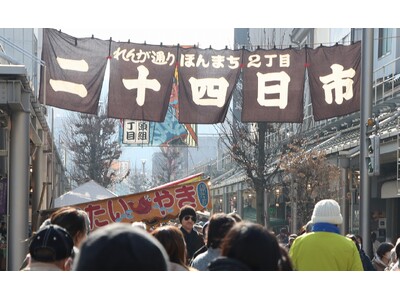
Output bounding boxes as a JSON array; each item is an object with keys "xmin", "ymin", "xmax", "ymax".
[{"xmin": 184, "ymin": 215, "xmax": 196, "ymax": 222}]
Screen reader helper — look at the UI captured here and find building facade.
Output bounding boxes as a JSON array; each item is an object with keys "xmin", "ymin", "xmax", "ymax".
[
  {"xmin": 208, "ymin": 28, "xmax": 400, "ymax": 247},
  {"xmin": 0, "ymin": 28, "xmax": 68, "ymax": 270}
]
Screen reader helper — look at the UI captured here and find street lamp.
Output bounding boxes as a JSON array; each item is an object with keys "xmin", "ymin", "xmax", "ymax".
[
  {"xmin": 275, "ymin": 188, "xmax": 281, "ymax": 207},
  {"xmin": 141, "ymin": 159, "xmax": 146, "ymax": 176}
]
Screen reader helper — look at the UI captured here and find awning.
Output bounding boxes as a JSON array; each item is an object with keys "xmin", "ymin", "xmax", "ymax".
[{"xmin": 381, "ymin": 180, "xmax": 400, "ymax": 199}]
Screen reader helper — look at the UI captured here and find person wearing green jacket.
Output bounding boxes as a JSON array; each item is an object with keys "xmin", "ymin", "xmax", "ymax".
[{"xmin": 289, "ymin": 199, "xmax": 363, "ymax": 271}]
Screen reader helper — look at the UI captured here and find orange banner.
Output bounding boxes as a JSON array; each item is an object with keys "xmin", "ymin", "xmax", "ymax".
[
  {"xmin": 74, "ymin": 178, "xmax": 211, "ymax": 230},
  {"xmin": 149, "ymin": 172, "xmax": 204, "ymax": 190}
]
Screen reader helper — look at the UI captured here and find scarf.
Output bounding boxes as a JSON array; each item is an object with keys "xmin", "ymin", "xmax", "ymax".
[
  {"xmin": 312, "ymin": 222, "xmax": 340, "ymax": 234},
  {"xmin": 373, "ymin": 254, "xmax": 389, "ymax": 269}
]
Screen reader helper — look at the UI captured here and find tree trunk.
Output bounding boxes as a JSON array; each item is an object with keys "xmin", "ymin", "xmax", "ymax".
[
  {"xmin": 255, "ymin": 184, "xmax": 265, "ymax": 225},
  {"xmin": 256, "ymin": 122, "xmax": 266, "ymax": 225},
  {"xmin": 264, "ymin": 189, "xmax": 270, "ymax": 229}
]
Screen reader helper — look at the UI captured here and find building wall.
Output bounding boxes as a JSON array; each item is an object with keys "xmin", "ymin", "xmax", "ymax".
[
  {"xmin": 220, "ymin": 28, "xmax": 400, "ymax": 237},
  {"xmin": 248, "ymin": 28, "xmax": 293, "ymax": 49},
  {"xmin": 188, "ymin": 136, "xmax": 219, "ymax": 169},
  {"xmin": 0, "ymin": 28, "xmax": 40, "ymax": 93},
  {"xmin": 233, "ymin": 28, "xmax": 249, "ymax": 48},
  {"xmin": 373, "ymin": 29, "xmax": 400, "ymax": 80}
]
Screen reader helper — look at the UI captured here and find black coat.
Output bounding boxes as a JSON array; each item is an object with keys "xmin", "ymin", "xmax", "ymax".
[
  {"xmin": 360, "ymin": 249, "xmax": 376, "ymax": 271},
  {"xmin": 180, "ymin": 227, "xmax": 204, "ymax": 263},
  {"xmin": 207, "ymin": 257, "xmax": 250, "ymax": 271}
]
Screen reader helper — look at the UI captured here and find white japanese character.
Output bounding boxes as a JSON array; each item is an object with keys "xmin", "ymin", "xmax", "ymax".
[
  {"xmin": 49, "ymin": 57, "xmax": 89, "ymax": 97},
  {"xmin": 211, "ymin": 55, "xmax": 225, "ymax": 69},
  {"xmin": 279, "ymin": 54, "xmax": 290, "ymax": 67},
  {"xmin": 134, "ymin": 49, "xmax": 150, "ymax": 63},
  {"xmin": 264, "ymin": 54, "xmax": 277, "ymax": 67},
  {"xmin": 122, "ymin": 65, "xmax": 161, "ymax": 106},
  {"xmin": 188, "ymin": 77, "xmax": 229, "ymax": 107},
  {"xmin": 319, "ymin": 64, "xmax": 355, "ymax": 105},
  {"xmin": 247, "ymin": 54, "xmax": 261, "ymax": 68},
  {"xmin": 196, "ymin": 54, "xmax": 210, "ymax": 67},
  {"xmin": 226, "ymin": 55, "xmax": 240, "ymax": 69},
  {"xmin": 256, "ymin": 71, "xmax": 290, "ymax": 109},
  {"xmin": 151, "ymin": 51, "xmax": 176, "ymax": 66},
  {"xmin": 181, "ymin": 54, "xmax": 196, "ymax": 68}
]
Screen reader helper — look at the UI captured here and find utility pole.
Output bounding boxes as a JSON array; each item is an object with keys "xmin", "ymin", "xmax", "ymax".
[{"xmin": 360, "ymin": 28, "xmax": 374, "ymax": 258}]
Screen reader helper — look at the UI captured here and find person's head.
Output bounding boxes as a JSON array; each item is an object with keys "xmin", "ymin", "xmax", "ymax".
[
  {"xmin": 228, "ymin": 212, "xmax": 242, "ymax": 223},
  {"xmin": 346, "ymin": 234, "xmax": 361, "ymax": 251},
  {"xmin": 220, "ymin": 221, "xmax": 292, "ymax": 271},
  {"xmin": 376, "ymin": 242, "xmax": 394, "ymax": 265},
  {"xmin": 178, "ymin": 205, "xmax": 197, "ymax": 232},
  {"xmin": 355, "ymin": 234, "xmax": 362, "ymax": 243},
  {"xmin": 206, "ymin": 213, "xmax": 236, "ymax": 249},
  {"xmin": 288, "ymin": 234, "xmax": 297, "ymax": 247},
  {"xmin": 151, "ymin": 225, "xmax": 188, "ymax": 269},
  {"xmin": 202, "ymin": 221, "xmax": 209, "ymax": 244},
  {"xmin": 355, "ymin": 234, "xmax": 363, "ymax": 249},
  {"xmin": 131, "ymin": 221, "xmax": 147, "ymax": 231},
  {"xmin": 305, "ymin": 221, "xmax": 313, "ymax": 233},
  {"xmin": 279, "ymin": 227, "xmax": 288, "ymax": 235},
  {"xmin": 73, "ymin": 223, "xmax": 168, "ymax": 271},
  {"xmin": 298, "ymin": 221, "xmax": 313, "ymax": 235},
  {"xmin": 311, "ymin": 199, "xmax": 343, "ymax": 225},
  {"xmin": 29, "ymin": 224, "xmax": 74, "ymax": 271},
  {"xmin": 50, "ymin": 207, "xmax": 90, "ymax": 248},
  {"xmin": 394, "ymin": 242, "xmax": 400, "ymax": 262}
]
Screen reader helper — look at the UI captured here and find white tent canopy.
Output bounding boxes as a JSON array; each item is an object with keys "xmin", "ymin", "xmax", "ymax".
[{"xmin": 53, "ymin": 180, "xmax": 117, "ymax": 208}]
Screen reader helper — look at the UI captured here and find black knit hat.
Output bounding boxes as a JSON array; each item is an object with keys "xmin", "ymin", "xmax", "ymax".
[
  {"xmin": 178, "ymin": 205, "xmax": 197, "ymax": 223},
  {"xmin": 29, "ymin": 224, "xmax": 74, "ymax": 262},
  {"xmin": 73, "ymin": 223, "xmax": 169, "ymax": 271}
]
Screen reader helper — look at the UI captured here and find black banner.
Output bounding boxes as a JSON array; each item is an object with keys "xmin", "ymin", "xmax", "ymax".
[
  {"xmin": 307, "ymin": 42, "xmax": 361, "ymax": 121},
  {"xmin": 108, "ymin": 42, "xmax": 178, "ymax": 122},
  {"xmin": 39, "ymin": 29, "xmax": 362, "ymax": 124},
  {"xmin": 178, "ymin": 47, "xmax": 242, "ymax": 124},
  {"xmin": 242, "ymin": 48, "xmax": 306, "ymax": 123},
  {"xmin": 39, "ymin": 28, "xmax": 109, "ymax": 114}
]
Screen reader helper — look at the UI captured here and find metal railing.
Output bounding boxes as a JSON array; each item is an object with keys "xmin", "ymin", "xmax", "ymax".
[
  {"xmin": 0, "ymin": 35, "xmax": 45, "ymax": 66},
  {"xmin": 373, "ymin": 56, "xmax": 400, "ymax": 105}
]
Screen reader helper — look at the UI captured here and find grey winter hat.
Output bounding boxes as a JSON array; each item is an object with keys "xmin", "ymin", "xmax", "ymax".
[{"xmin": 311, "ymin": 199, "xmax": 343, "ymax": 225}]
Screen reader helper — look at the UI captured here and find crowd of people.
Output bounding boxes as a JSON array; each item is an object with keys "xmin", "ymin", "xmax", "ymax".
[{"xmin": 19, "ymin": 200, "xmax": 400, "ymax": 271}]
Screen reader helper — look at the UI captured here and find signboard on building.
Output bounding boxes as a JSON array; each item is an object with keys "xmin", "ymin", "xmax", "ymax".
[{"xmin": 122, "ymin": 120, "xmax": 150, "ymax": 145}]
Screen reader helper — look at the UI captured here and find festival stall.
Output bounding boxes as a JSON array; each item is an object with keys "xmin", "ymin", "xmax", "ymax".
[{"xmin": 39, "ymin": 174, "xmax": 212, "ymax": 230}]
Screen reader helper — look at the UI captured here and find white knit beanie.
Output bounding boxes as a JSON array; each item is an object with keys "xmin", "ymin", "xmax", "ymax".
[{"xmin": 311, "ymin": 199, "xmax": 343, "ymax": 225}]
